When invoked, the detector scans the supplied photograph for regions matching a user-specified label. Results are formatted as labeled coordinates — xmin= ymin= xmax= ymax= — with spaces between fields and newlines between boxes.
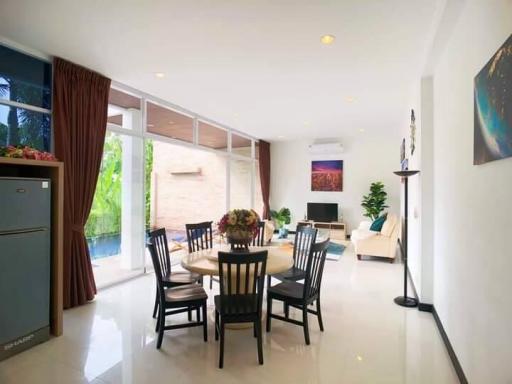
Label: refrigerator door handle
xmin=0 ymin=227 xmax=48 ymax=236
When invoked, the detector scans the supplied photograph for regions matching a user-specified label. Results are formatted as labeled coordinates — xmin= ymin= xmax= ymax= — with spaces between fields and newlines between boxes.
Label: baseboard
xmin=432 ymin=306 xmax=468 ymax=384
xmin=418 ymin=302 xmax=433 ymax=312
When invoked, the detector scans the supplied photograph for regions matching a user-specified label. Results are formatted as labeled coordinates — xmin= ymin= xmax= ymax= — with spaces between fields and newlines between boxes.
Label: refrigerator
xmin=0 ymin=177 xmax=51 ymax=361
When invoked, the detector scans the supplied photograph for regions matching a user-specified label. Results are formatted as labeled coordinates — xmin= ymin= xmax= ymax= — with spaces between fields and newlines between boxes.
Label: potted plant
xmin=218 ymin=209 xmax=260 ymax=249
xmin=361 ymin=182 xmax=389 ymax=220
xmin=270 ymin=207 xmax=291 ymax=239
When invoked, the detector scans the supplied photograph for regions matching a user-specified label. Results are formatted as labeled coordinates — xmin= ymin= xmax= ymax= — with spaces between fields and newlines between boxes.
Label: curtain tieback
xmin=71 ymin=224 xmax=84 ymax=234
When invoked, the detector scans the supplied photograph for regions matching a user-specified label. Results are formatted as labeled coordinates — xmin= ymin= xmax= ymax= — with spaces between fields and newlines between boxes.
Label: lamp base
xmin=394 ymin=296 xmax=418 ymax=308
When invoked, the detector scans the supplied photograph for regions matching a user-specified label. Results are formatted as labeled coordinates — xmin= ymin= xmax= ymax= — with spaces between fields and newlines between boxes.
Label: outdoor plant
xmin=270 ymin=207 xmax=291 ymax=229
xmin=361 ymin=182 xmax=388 ymax=220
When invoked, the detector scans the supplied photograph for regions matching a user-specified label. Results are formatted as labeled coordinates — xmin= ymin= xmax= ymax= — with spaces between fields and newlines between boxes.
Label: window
xmin=0 ymin=105 xmax=51 ymax=151
xmin=146 ymin=102 xmax=194 ymax=143
xmin=231 ymin=133 xmax=252 ymax=157
xmin=0 ymin=44 xmax=52 ymax=151
xmin=198 ymin=120 xmax=228 ymax=151
xmin=107 ymin=88 xmax=141 ymax=130
xmin=230 ymin=158 xmax=253 ymax=210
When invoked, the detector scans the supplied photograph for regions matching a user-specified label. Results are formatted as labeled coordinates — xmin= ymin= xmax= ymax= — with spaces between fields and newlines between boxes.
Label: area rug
xmin=326 ymin=242 xmax=345 ymax=261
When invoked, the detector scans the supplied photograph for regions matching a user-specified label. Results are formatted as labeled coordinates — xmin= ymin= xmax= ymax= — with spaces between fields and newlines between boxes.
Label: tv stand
xmin=298 ymin=220 xmax=346 ymax=241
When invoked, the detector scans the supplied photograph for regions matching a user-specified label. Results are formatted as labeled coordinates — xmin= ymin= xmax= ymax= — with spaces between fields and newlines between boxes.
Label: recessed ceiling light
xmin=359 ymin=128 xmax=365 ymax=133
xmin=154 ymin=72 xmax=165 ymax=78
xmin=320 ymin=34 xmax=335 ymax=45
xmin=357 ymin=355 xmax=363 ymax=362
xmin=147 ymin=124 xmax=154 ymax=128
xmin=277 ymin=135 xmax=285 ymax=139
xmin=168 ymin=120 xmax=175 ymax=125
xmin=345 ymin=96 xmax=356 ymax=103
xmin=304 ymin=121 xmax=310 ymax=126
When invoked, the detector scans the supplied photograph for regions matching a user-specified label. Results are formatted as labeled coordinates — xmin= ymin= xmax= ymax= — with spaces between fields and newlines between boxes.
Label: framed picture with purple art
xmin=311 ymin=160 xmax=343 ymax=192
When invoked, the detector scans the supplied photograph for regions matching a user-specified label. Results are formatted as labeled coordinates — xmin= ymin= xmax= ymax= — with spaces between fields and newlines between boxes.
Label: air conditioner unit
xmin=308 ymin=142 xmax=344 ymax=155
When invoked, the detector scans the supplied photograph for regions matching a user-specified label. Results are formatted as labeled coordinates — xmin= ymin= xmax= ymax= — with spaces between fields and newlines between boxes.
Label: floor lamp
xmin=393 ymin=170 xmax=420 ymax=308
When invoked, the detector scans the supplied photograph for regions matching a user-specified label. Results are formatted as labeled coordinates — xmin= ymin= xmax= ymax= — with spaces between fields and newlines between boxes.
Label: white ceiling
xmin=0 ymin=0 xmax=442 ymax=141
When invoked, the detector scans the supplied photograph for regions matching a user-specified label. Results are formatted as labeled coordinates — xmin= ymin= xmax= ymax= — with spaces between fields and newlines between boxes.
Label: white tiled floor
xmin=0 ymin=243 xmax=458 ymax=383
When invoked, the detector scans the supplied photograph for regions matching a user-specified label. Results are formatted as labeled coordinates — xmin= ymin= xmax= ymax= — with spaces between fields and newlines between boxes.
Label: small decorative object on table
xmin=270 ymin=207 xmax=291 ymax=239
xmin=218 ymin=209 xmax=260 ymax=251
xmin=0 ymin=145 xmax=57 ymax=161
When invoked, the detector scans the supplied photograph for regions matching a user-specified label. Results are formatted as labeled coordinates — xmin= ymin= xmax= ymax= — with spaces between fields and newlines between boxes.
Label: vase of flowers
xmin=218 ymin=209 xmax=260 ymax=250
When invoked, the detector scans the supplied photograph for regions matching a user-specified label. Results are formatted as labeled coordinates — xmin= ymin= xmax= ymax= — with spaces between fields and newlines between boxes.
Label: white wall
xmin=430 ymin=1 xmax=512 ymax=382
xmin=270 ymin=133 xmax=400 ymax=233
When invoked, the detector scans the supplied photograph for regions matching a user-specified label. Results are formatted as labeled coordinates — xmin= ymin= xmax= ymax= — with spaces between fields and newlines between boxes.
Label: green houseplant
xmin=270 ymin=207 xmax=291 ymax=238
xmin=361 ymin=182 xmax=389 ymax=220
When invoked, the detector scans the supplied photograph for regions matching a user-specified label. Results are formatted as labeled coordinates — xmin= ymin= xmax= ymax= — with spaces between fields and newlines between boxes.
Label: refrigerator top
xmin=0 ymin=177 xmax=51 ymax=182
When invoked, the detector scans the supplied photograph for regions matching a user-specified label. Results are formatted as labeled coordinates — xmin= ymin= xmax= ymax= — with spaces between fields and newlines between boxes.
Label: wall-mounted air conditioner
xmin=308 ymin=142 xmax=344 ymax=155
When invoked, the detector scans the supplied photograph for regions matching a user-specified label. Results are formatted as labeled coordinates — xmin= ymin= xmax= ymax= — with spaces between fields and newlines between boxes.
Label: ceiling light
xmin=168 ymin=120 xmax=175 ymax=125
xmin=320 ymin=34 xmax=335 ymax=45
xmin=345 ymin=96 xmax=356 ymax=103
xmin=154 ymin=72 xmax=165 ymax=78
xmin=304 ymin=121 xmax=310 ymax=126
xmin=359 ymin=128 xmax=365 ymax=133
xmin=357 ymin=355 xmax=363 ymax=362
xmin=277 ymin=135 xmax=285 ymax=139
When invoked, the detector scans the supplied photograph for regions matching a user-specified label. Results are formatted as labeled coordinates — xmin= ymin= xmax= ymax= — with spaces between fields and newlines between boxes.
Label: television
xmin=307 ymin=203 xmax=338 ymax=222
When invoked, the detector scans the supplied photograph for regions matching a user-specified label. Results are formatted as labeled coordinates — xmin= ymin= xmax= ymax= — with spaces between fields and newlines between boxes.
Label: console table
xmin=297 ymin=221 xmax=346 ymax=241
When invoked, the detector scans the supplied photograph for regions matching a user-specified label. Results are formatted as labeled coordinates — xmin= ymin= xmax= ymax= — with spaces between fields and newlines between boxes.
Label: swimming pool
xmin=87 ymin=230 xmax=187 ymax=260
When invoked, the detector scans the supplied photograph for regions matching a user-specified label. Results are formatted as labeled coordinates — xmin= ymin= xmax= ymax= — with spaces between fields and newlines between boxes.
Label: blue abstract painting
xmin=474 ymin=34 xmax=512 ymax=165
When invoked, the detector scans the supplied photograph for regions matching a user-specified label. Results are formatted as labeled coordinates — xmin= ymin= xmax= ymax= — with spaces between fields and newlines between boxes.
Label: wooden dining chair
xmin=266 ymin=238 xmax=330 ymax=345
xmin=185 ymin=221 xmax=215 ymax=288
xmin=147 ymin=238 xmax=208 ymax=349
xmin=215 ymin=250 xmax=268 ymax=368
xmin=148 ymin=228 xmax=202 ymax=322
xmin=251 ymin=221 xmax=266 ymax=247
xmin=267 ymin=225 xmax=318 ymax=287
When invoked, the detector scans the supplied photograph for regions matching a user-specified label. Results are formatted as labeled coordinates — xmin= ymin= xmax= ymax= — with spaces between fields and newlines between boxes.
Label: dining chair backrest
xmin=293 ymin=226 xmax=318 ymax=271
xmin=296 ymin=222 xmax=313 ymax=230
xmin=186 ymin=221 xmax=213 ymax=253
xmin=147 ymin=236 xmax=167 ymax=301
xmin=252 ymin=221 xmax=266 ymax=247
xmin=218 ymin=250 xmax=268 ymax=309
xmin=303 ymin=238 xmax=330 ymax=301
xmin=148 ymin=228 xmax=172 ymax=278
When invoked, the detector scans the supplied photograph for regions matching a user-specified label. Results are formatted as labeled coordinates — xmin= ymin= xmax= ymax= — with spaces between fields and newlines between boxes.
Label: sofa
xmin=351 ymin=213 xmax=399 ymax=262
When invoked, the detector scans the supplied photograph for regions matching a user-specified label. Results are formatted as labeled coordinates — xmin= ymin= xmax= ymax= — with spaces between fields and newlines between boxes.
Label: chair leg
xmin=266 ymin=297 xmax=272 ymax=332
xmin=284 ymin=303 xmax=289 ymax=318
xmin=219 ymin=320 xmax=225 ymax=369
xmin=316 ymin=298 xmax=324 ymax=332
xmin=303 ymin=307 xmax=310 ymax=345
xmin=156 ymin=307 xmax=165 ymax=349
xmin=266 ymin=274 xmax=271 ymax=289
xmin=256 ymin=320 xmax=263 ymax=365
xmin=357 ymin=254 xmax=362 ymax=260
xmin=210 ymin=275 xmax=213 ymax=290
xmin=188 ymin=309 xmax=192 ymax=321
xmin=215 ymin=310 xmax=219 ymax=341
xmin=152 ymin=288 xmax=158 ymax=318
xmin=202 ymin=302 xmax=208 ymax=342
xmin=196 ymin=306 xmax=200 ymax=322
xmin=155 ymin=305 xmax=160 ymax=333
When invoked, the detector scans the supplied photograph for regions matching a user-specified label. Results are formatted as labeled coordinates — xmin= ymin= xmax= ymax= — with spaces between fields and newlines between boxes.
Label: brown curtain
xmin=258 ymin=140 xmax=271 ymax=219
xmin=53 ymin=58 xmax=111 ymax=308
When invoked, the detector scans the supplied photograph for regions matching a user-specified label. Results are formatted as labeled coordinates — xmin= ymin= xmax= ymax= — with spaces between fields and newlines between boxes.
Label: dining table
xmin=181 ymin=243 xmax=294 ymax=329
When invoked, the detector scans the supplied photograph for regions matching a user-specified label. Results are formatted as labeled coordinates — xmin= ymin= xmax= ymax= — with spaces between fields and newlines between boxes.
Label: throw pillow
xmin=370 ymin=214 xmax=387 ymax=232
